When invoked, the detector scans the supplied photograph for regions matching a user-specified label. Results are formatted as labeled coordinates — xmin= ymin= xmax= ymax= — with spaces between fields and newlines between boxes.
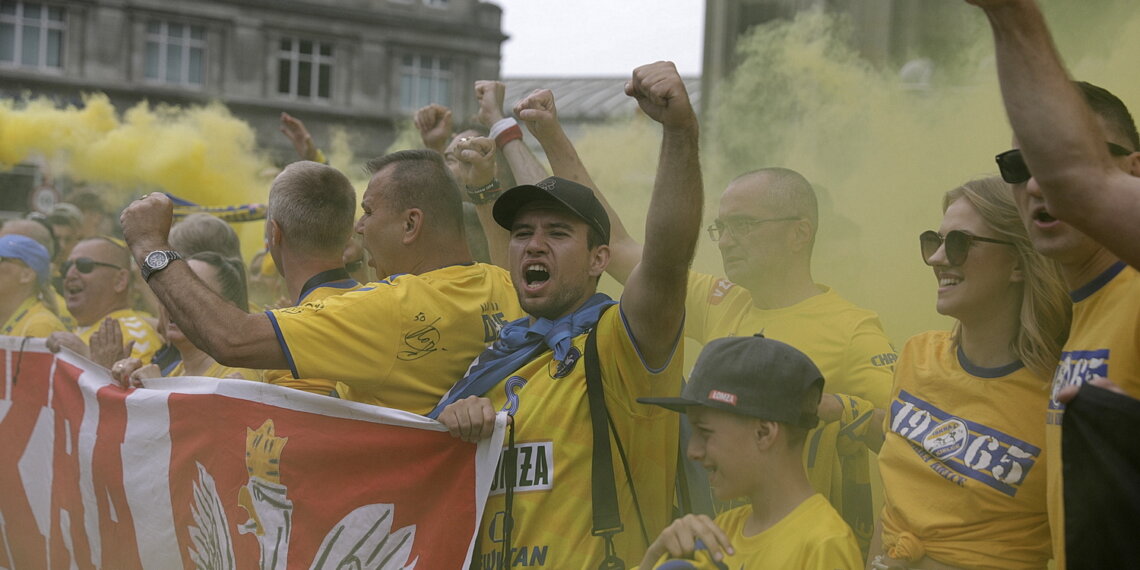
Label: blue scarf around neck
xmin=426 ymin=293 xmax=616 ymax=419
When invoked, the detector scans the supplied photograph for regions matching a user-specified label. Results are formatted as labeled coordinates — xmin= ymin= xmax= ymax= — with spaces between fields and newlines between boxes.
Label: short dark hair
xmin=188 ymin=251 xmax=249 ymax=312
xmin=1076 ymin=81 xmax=1140 ymax=151
xmin=267 ymin=161 xmax=357 ymax=257
xmin=364 ymin=149 xmax=465 ymax=236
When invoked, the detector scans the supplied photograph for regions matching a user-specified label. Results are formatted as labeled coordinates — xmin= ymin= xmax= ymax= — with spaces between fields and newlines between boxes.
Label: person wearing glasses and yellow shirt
xmin=52 ymin=237 xmax=162 ymax=365
xmin=0 ymin=234 xmax=67 ymax=338
xmin=870 ymin=176 xmax=1071 ymax=570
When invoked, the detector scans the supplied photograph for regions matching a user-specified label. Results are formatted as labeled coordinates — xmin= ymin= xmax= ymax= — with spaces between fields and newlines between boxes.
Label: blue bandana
xmin=427 ymin=293 xmax=616 ymax=419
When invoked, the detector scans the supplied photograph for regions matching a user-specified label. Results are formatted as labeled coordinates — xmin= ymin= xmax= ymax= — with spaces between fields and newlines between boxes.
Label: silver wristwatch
xmin=141 ymin=250 xmax=183 ymax=281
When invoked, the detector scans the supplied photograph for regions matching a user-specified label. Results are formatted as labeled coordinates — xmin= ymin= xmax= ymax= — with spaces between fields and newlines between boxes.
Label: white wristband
xmin=489 ymin=117 xmax=518 ymax=140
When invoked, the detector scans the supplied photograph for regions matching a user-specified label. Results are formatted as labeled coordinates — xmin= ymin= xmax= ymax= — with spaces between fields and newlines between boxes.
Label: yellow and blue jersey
xmin=262 ymin=270 xmax=361 ymax=396
xmin=267 ymin=263 xmax=522 ymax=415
xmin=1046 ymin=261 xmax=1140 ymax=569
xmin=879 ymin=330 xmax=1050 ymax=569
xmin=474 ymin=304 xmax=682 ymax=568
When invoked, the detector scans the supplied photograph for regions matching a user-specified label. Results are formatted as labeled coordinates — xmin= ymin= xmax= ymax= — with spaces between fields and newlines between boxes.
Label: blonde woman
xmin=870 ymin=176 xmax=1070 ymax=569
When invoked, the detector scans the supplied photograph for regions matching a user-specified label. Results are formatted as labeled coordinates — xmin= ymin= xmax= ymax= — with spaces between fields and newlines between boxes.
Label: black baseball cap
xmin=639 ymin=334 xmax=824 ymax=428
xmin=492 ymin=176 xmax=611 ymax=244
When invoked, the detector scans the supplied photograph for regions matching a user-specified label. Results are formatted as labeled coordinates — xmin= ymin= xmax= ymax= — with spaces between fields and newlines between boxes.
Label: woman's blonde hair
xmin=943 ymin=176 xmax=1071 ymax=379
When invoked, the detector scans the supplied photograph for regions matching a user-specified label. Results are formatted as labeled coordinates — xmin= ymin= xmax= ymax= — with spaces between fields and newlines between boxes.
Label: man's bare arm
xmin=620 ymin=62 xmax=703 ymax=368
xmin=971 ymin=0 xmax=1140 ymax=267
xmin=514 ymin=89 xmax=644 ymax=284
xmin=120 ymin=194 xmax=287 ymax=369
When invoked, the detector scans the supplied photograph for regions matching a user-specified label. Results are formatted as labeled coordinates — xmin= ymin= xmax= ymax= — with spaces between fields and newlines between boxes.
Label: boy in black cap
xmin=637 ymin=334 xmax=861 ymax=569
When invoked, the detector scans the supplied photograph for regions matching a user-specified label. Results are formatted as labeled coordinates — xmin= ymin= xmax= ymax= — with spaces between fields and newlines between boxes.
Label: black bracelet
xmin=466 ymin=179 xmax=502 ymax=205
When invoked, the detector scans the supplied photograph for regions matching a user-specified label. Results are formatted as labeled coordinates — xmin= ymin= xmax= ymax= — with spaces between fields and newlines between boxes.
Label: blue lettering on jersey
xmin=1049 ymin=349 xmax=1109 ymax=413
xmin=501 ymin=376 xmax=527 ymax=416
xmin=889 ymin=390 xmax=1041 ymax=497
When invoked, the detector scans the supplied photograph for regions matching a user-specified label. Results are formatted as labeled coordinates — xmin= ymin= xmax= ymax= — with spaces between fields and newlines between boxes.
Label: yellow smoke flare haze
xmin=576 ymin=3 xmax=1140 ymax=348
xmin=0 ymin=94 xmax=271 ymax=204
xmin=0 ymin=93 xmax=277 ymax=258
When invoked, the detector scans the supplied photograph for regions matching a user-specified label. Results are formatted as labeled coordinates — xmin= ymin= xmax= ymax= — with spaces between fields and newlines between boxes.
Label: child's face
xmin=686 ymin=407 xmax=764 ymax=501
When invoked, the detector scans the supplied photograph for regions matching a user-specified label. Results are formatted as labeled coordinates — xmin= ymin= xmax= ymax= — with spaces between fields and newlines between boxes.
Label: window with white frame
xmin=144 ymin=21 xmax=206 ymax=86
xmin=0 ymin=1 xmax=65 ymax=70
xmin=277 ymin=37 xmax=332 ymax=100
xmin=399 ymin=54 xmax=451 ymax=111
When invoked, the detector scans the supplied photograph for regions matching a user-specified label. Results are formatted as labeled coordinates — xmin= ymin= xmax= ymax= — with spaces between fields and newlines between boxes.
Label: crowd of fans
xmin=1 ymin=0 xmax=1137 ymax=568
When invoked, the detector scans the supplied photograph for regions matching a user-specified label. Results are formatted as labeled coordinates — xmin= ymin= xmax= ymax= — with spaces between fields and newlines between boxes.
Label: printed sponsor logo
xmin=707 ymin=279 xmax=735 ymax=306
xmin=890 ymin=390 xmax=1040 ymax=497
xmin=871 ymin=352 xmax=898 ymax=367
xmin=489 ymin=441 xmax=553 ymax=496
xmin=707 ymin=390 xmax=738 ymax=406
xmin=1049 ymin=349 xmax=1109 ymax=413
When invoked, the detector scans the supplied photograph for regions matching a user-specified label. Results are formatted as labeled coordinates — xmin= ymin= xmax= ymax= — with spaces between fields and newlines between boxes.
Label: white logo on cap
xmin=536 ymin=179 xmax=557 ymax=191
xmin=707 ymin=390 xmax=738 ymax=406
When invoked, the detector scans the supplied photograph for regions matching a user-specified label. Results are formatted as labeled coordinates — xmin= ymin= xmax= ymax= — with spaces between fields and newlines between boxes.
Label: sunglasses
xmin=995 ymin=142 xmax=1133 ymax=184
xmin=919 ymin=230 xmax=1015 ymax=266
xmin=61 ymin=257 xmax=123 ymax=274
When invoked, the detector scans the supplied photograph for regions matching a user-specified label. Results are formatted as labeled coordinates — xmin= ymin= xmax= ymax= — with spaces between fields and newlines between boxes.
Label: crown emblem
xmin=536 ymin=178 xmax=557 ymax=191
xmin=245 ymin=419 xmax=288 ymax=483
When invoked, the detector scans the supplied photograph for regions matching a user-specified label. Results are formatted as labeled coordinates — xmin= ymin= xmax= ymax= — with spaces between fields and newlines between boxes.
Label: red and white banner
xmin=0 ymin=337 xmax=505 ymax=569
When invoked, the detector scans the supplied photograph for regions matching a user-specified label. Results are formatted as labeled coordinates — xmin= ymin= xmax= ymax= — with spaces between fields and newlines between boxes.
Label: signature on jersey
xmin=398 ymin=316 xmax=444 ymax=360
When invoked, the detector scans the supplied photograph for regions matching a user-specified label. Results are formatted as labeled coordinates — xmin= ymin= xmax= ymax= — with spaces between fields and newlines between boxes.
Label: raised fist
xmin=474 ymin=80 xmax=507 ymax=127
xmin=450 ymin=136 xmax=497 ymax=188
xmin=513 ymin=89 xmax=559 ymax=140
xmin=414 ymin=104 xmax=454 ymax=153
xmin=625 ymin=61 xmax=697 ymax=130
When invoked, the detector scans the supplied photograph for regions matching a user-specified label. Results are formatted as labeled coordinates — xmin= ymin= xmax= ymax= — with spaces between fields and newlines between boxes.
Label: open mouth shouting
xmin=524 ymin=263 xmax=550 ymax=290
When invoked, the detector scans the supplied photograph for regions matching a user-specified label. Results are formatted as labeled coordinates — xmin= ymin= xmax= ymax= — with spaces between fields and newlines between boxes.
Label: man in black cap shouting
xmin=434 ymin=61 xmax=702 ymax=568
xmin=637 ymin=335 xmax=861 ymax=569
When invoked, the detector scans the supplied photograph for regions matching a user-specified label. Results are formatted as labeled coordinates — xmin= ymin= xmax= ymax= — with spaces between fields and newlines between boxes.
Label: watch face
xmin=145 ymin=251 xmax=170 ymax=270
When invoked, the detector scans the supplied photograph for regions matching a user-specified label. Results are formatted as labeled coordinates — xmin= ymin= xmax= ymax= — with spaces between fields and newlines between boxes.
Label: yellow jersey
xmin=262 ymin=270 xmax=360 ymax=396
xmin=2 ymin=297 xmax=67 ymax=337
xmin=267 ymin=263 xmax=522 ymax=415
xmin=76 ymin=308 xmax=162 ymax=364
xmin=474 ymin=305 xmax=682 ymax=569
xmin=168 ymin=359 xmax=262 ymax=381
xmin=1046 ymin=261 xmax=1140 ymax=569
xmin=685 ymin=271 xmax=896 ymax=407
xmin=879 ymin=331 xmax=1050 ymax=569
xmin=647 ymin=494 xmax=861 ymax=569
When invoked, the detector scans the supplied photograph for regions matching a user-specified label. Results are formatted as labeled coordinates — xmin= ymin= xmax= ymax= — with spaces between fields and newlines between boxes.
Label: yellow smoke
xmin=575 ymin=3 xmax=1140 ymax=349
xmin=0 ymin=93 xmax=273 ymax=258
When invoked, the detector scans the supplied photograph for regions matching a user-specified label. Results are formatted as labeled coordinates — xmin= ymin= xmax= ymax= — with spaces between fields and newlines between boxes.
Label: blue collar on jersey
xmin=426 ymin=293 xmax=616 ymax=419
xmin=297 ymin=267 xmax=357 ymax=304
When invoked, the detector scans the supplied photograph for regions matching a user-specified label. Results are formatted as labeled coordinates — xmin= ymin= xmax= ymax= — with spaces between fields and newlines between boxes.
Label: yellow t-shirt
xmin=879 ymin=330 xmax=1050 ymax=569
xmin=76 ymin=308 xmax=162 ymax=364
xmin=1046 ymin=261 xmax=1140 ymax=569
xmin=648 ymin=494 xmax=862 ymax=569
xmin=168 ymin=359 xmax=262 ymax=381
xmin=262 ymin=273 xmax=361 ymax=396
xmin=474 ymin=305 xmax=682 ymax=569
xmin=2 ymin=297 xmax=67 ymax=337
xmin=685 ymin=271 xmax=896 ymax=407
xmin=267 ymin=263 xmax=522 ymax=415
